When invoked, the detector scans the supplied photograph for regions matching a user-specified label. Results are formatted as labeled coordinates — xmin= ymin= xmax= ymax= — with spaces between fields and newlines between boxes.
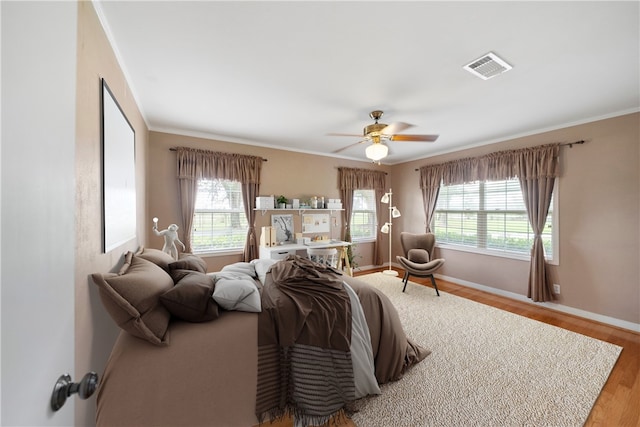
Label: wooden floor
xmin=258 ymin=268 xmax=640 ymax=427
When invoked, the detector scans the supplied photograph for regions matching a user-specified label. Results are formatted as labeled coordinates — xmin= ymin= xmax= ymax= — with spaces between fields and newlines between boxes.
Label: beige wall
xmin=147 ymin=131 xmax=392 ymax=271
xmin=391 ymin=113 xmax=639 ymax=325
xmin=75 ymin=3 xmax=149 ymax=425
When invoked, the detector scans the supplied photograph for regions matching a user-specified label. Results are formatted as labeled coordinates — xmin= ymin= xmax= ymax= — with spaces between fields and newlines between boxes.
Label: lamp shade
xmin=392 ymin=207 xmax=401 ymax=218
xmin=381 ymin=193 xmax=390 ymax=204
xmin=381 ymin=223 xmax=390 ymax=234
xmin=365 ymin=143 xmax=388 ymax=161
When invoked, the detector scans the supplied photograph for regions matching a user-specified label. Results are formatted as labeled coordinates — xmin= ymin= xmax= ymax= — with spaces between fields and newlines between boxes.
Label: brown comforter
xmin=345 ymin=274 xmax=430 ymax=384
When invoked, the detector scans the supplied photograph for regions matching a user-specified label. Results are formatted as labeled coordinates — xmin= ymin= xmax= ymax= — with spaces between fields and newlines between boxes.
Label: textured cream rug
xmin=351 ymin=273 xmax=622 ymax=427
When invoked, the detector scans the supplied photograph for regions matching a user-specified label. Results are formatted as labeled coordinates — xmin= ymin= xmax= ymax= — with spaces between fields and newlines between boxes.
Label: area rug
xmin=351 ymin=273 xmax=622 ymax=427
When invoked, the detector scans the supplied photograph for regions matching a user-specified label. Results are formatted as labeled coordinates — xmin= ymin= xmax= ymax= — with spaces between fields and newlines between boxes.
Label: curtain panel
xmin=419 ymin=164 xmax=442 ymax=233
xmin=175 ymin=147 xmax=263 ymax=260
xmin=517 ymin=144 xmax=560 ymax=302
xmin=338 ymin=167 xmax=387 ymax=266
xmin=418 ymin=143 xmax=560 ymax=302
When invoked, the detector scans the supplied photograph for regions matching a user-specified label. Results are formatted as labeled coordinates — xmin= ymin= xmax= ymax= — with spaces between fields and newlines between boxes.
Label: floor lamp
xmin=381 ymin=188 xmax=401 ymax=276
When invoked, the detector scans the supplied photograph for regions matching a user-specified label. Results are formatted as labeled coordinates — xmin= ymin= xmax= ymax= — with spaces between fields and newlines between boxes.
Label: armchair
xmin=396 ymin=232 xmax=445 ymax=295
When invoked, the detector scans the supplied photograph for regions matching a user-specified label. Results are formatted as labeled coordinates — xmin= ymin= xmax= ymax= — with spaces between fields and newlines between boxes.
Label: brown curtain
xmin=177 ymin=177 xmax=198 ymax=252
xmin=241 ymin=182 xmax=259 ymax=261
xmin=517 ymin=144 xmax=560 ymax=302
xmin=338 ymin=167 xmax=387 ymax=266
xmin=419 ymin=164 xmax=442 ymax=233
xmin=417 ymin=142 xmax=560 ymax=301
xmin=176 ymin=147 xmax=263 ymax=260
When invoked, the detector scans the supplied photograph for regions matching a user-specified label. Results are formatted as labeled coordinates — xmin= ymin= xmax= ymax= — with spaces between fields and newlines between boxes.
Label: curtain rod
xmin=561 ymin=139 xmax=585 ymax=148
xmin=169 ymin=147 xmax=267 ymax=161
xmin=413 ymin=140 xmax=585 ymax=171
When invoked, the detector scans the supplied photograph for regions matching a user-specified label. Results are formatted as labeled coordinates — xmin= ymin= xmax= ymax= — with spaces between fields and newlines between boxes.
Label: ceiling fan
xmin=329 ymin=110 xmax=439 ymax=161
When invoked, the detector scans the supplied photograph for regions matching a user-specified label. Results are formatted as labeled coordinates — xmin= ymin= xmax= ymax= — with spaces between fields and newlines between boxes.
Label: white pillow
xmin=212 ymin=277 xmax=261 ymax=312
xmin=250 ymin=258 xmax=277 ymax=284
xmin=221 ymin=262 xmax=256 ymax=278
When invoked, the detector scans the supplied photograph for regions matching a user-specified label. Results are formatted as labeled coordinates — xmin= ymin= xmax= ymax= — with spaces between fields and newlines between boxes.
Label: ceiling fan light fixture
xmin=365 ymin=143 xmax=388 ymax=161
xmin=330 ymin=110 xmax=439 ymax=159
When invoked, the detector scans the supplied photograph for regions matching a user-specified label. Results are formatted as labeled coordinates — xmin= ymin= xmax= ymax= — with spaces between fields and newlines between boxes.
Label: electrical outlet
xmin=553 ymin=284 xmax=561 ymax=295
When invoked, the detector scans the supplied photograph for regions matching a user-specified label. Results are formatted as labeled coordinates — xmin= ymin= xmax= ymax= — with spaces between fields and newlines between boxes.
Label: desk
xmin=259 ymin=241 xmax=352 ymax=275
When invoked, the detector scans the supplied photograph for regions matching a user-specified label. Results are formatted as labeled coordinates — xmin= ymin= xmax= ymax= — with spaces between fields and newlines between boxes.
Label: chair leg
xmin=402 ymin=272 xmax=409 ymax=293
xmin=430 ymin=275 xmax=440 ymax=296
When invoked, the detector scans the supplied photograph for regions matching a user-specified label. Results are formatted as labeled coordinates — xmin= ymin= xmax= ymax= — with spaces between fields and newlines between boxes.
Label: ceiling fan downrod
xmin=369 ymin=110 xmax=384 ymax=122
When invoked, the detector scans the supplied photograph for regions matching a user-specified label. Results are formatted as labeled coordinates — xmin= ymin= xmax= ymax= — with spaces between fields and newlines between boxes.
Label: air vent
xmin=464 ymin=52 xmax=512 ymax=80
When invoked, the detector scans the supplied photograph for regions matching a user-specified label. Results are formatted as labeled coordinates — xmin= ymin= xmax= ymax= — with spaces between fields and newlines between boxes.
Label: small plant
xmin=346 ymin=243 xmax=360 ymax=270
xmin=276 ymin=195 xmax=288 ymax=205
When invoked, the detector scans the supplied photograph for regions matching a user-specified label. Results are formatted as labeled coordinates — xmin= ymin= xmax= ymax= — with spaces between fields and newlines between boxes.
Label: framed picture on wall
xmin=101 ymin=78 xmax=136 ymax=253
xmin=271 ymin=214 xmax=294 ymax=243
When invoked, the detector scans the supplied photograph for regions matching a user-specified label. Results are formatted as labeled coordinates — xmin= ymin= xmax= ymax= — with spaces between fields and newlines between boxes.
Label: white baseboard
xmin=435 ymin=273 xmax=640 ymax=333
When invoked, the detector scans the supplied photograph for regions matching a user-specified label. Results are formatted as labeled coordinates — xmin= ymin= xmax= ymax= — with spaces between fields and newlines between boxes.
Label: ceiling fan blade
xmin=390 ymin=134 xmax=439 ymax=142
xmin=381 ymin=121 xmax=414 ymax=135
xmin=332 ymin=140 xmax=366 ymax=154
xmin=327 ymin=132 xmax=363 ymax=137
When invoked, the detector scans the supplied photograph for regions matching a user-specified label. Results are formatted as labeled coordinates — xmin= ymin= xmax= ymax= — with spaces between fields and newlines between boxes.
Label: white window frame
xmin=191 ymin=179 xmax=248 ymax=255
xmin=350 ymin=189 xmax=377 ymax=243
xmin=433 ymin=178 xmax=559 ymax=265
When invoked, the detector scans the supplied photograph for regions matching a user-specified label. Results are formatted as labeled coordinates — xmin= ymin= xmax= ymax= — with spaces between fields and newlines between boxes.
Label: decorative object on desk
xmin=380 ymin=188 xmax=401 ymax=276
xmin=152 ymin=217 xmax=186 ymax=260
xmin=260 ymin=226 xmax=277 ymax=247
xmin=276 ymin=195 xmax=288 ymax=209
xmin=271 ymin=214 xmax=294 ymax=243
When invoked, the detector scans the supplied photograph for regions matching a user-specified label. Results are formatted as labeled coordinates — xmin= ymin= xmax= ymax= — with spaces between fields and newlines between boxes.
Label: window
xmin=350 ymin=189 xmax=377 ymax=241
xmin=433 ymin=178 xmax=556 ymax=260
xmin=191 ymin=179 xmax=248 ymax=252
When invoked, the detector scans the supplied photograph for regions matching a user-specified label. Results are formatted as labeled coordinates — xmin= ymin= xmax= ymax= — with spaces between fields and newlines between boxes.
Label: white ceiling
xmin=94 ymin=1 xmax=639 ymax=165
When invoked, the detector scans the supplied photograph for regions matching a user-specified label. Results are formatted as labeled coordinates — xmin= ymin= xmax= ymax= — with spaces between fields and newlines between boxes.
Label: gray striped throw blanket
xmin=255 ymin=255 xmax=354 ymax=425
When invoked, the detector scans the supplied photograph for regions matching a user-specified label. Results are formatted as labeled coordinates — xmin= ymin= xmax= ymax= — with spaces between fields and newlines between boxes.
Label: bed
xmin=92 ymin=249 xmax=429 ymax=427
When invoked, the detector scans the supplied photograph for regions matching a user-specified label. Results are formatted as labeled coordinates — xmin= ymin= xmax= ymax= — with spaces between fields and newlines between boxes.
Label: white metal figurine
xmin=152 ymin=217 xmax=185 ymax=260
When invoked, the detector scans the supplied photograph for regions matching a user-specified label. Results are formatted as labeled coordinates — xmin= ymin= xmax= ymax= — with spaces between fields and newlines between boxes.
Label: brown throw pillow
xmin=408 ymin=248 xmax=430 ymax=264
xmin=160 ymin=271 xmax=219 ymax=322
xmin=91 ymin=254 xmax=173 ymax=345
xmin=135 ymin=247 xmax=176 ymax=272
xmin=168 ymin=253 xmax=207 ymax=274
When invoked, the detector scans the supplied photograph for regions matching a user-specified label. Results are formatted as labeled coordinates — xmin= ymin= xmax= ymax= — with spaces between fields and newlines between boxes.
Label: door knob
xmin=51 ymin=372 xmax=99 ymax=411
